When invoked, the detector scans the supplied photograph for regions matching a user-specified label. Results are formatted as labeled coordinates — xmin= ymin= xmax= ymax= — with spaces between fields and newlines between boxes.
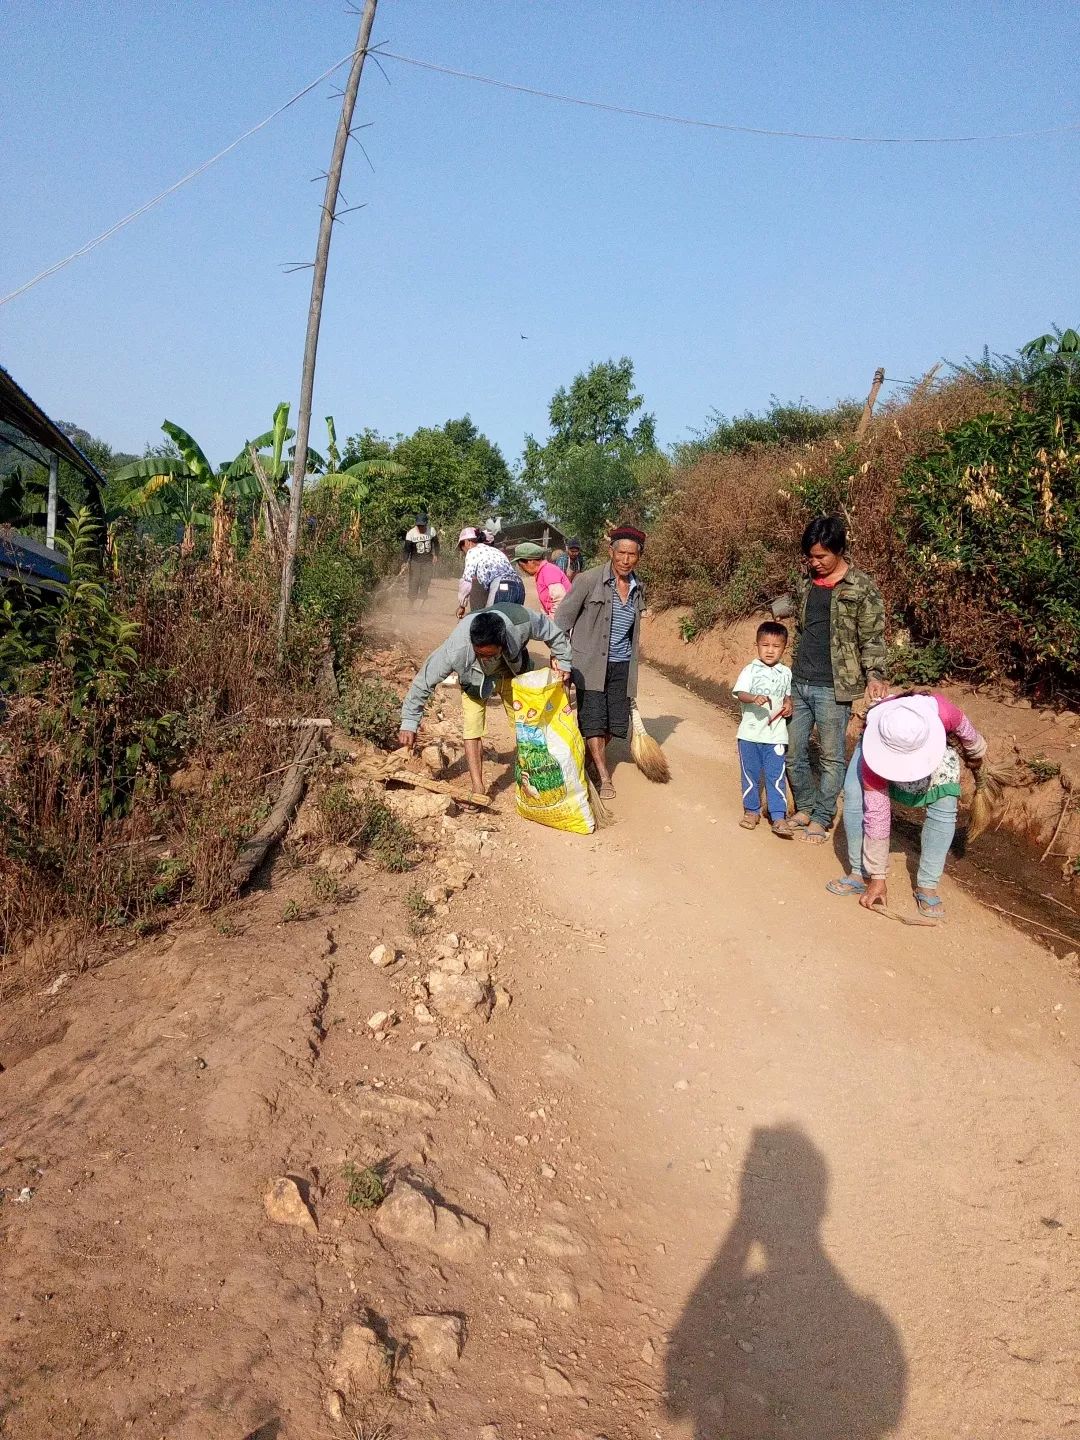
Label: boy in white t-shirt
xmin=733 ymin=621 xmax=794 ymax=837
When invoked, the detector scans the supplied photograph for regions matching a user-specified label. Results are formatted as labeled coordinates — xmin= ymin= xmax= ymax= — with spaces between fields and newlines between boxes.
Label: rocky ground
xmin=1 ymin=579 xmax=1078 ymax=1440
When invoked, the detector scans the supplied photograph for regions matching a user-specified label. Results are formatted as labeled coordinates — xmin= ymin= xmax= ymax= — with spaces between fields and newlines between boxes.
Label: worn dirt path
xmin=0 ymin=577 xmax=1076 ymax=1440
xmin=385 ymin=580 xmax=1080 ymax=1438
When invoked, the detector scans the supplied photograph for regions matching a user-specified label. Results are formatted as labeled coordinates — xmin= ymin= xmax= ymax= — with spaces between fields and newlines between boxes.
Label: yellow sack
xmin=509 ymin=668 xmax=595 ymax=834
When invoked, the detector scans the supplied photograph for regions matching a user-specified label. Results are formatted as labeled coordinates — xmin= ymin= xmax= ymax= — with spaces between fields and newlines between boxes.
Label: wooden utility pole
xmin=278 ymin=0 xmax=380 ymax=644
xmin=854 ymin=367 xmax=885 ymax=440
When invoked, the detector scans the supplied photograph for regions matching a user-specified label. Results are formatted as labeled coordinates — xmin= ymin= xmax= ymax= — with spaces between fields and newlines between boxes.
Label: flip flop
xmin=799 ymin=824 xmax=829 ymax=846
xmin=740 ymin=812 xmax=760 ymax=830
xmin=599 ymin=782 xmax=616 ymax=800
xmin=790 ymin=812 xmax=811 ymax=829
xmin=914 ymin=889 xmax=945 ymax=920
xmin=826 ymin=875 xmax=867 ymax=896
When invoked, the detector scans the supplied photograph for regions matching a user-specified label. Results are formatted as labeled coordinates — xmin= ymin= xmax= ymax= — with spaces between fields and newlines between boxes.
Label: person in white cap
xmin=456 ymin=527 xmax=523 ymax=617
xmin=827 ymin=692 xmax=987 ymax=920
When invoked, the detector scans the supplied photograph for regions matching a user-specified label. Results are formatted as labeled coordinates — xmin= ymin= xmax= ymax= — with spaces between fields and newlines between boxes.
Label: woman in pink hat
xmin=828 ymin=693 xmax=987 ymax=920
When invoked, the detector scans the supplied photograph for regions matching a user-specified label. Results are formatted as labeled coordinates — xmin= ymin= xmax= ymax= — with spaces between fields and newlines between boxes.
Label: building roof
xmin=0 ymin=364 xmax=106 ymax=519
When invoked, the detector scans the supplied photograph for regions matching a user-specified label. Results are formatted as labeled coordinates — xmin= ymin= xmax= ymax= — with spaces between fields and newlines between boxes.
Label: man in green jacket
xmin=779 ymin=516 xmax=888 ymax=844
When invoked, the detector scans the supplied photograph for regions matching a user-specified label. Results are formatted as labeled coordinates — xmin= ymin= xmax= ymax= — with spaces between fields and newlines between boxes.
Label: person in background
xmin=733 ymin=621 xmax=794 ymax=837
xmin=561 ymin=538 xmax=584 ymax=579
xmin=456 ymin=527 xmax=525 ymax=617
xmin=549 ymin=546 xmax=567 ymax=572
xmin=554 ymin=525 xmax=647 ymax=800
xmin=513 ymin=542 xmax=569 ymax=617
xmin=827 ymin=692 xmax=986 ymax=921
xmin=399 ymin=604 xmax=572 ymax=795
xmin=779 ymin=516 xmax=887 ymax=846
xmin=400 ymin=512 xmax=439 ymax=608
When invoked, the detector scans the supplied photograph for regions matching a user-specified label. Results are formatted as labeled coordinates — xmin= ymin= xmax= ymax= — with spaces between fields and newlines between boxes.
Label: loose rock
xmin=264 ymin=1176 xmax=317 ymax=1233
xmin=422 ymin=1037 xmax=497 ymax=1102
xmin=317 ymin=844 xmax=358 ymax=875
xmin=403 ymin=1312 xmax=466 ymax=1371
xmin=541 ymin=1363 xmax=575 ymax=1398
xmin=331 ymin=1320 xmax=393 ymax=1397
xmin=375 ymin=1175 xmax=489 ymax=1260
xmin=425 ymin=969 xmax=492 ymax=1020
xmin=369 ymin=943 xmax=398 ymax=968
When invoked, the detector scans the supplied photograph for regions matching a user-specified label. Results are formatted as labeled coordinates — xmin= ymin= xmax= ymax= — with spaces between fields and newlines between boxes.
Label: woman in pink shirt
xmin=827 ymin=692 xmax=987 ymax=920
xmin=513 ymin=543 xmax=569 ymax=616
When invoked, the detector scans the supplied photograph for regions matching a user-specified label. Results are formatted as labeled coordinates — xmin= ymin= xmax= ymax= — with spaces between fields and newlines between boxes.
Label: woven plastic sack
xmin=509 ymin=668 xmax=595 ymax=834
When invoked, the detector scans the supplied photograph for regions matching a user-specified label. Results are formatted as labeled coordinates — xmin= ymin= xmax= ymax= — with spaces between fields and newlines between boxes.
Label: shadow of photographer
xmin=666 ymin=1124 xmax=906 ymax=1438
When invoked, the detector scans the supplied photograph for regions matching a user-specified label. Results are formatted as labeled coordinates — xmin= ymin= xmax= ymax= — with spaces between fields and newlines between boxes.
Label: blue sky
xmin=3 ymin=0 xmax=1078 ymax=467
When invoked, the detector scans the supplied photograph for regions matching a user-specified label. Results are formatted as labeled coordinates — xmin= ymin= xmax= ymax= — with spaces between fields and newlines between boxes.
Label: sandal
xmin=771 ymin=818 xmax=794 ymax=839
xmin=799 ymin=823 xmax=829 ymax=846
xmin=599 ymin=781 xmax=616 ymax=800
xmin=739 ymin=811 xmax=760 ymax=830
xmin=826 ymin=874 xmax=867 ymax=897
xmin=914 ymin=889 xmax=945 ymax=921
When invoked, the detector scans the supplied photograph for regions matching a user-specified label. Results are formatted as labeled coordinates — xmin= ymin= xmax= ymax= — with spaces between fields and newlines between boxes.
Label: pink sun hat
xmin=862 ymin=694 xmax=947 ymax=783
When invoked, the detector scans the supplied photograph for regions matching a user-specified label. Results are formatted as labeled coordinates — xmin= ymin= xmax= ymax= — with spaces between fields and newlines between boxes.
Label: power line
xmin=377 ymin=48 xmax=1080 ymax=146
xmin=0 ymin=48 xmax=363 ymax=308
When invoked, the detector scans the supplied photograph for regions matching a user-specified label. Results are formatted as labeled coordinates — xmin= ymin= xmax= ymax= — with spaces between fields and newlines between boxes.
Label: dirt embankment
xmin=643 ymin=607 xmax=1080 ymax=934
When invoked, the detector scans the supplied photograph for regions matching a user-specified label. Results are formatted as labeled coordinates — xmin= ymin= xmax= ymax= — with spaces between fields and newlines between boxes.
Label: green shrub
xmin=316 ymin=782 xmax=419 ymax=871
xmin=896 ymin=365 xmax=1080 ymax=687
xmin=336 ymin=678 xmax=400 ymax=749
xmin=885 ymin=640 xmax=953 ymax=687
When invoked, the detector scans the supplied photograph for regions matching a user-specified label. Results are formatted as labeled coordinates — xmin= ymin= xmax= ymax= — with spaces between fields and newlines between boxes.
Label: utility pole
xmin=45 ymin=452 xmax=59 ymax=549
xmin=278 ymin=0 xmax=380 ymax=644
xmin=854 ymin=367 xmax=885 ymax=441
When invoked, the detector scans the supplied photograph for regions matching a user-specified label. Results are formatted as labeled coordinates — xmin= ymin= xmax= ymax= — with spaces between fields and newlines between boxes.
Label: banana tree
xmin=113 ymin=421 xmax=257 ymax=566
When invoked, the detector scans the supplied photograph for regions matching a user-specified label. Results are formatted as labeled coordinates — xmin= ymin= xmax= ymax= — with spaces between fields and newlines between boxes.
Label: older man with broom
xmin=554 ymin=525 xmax=668 ymax=798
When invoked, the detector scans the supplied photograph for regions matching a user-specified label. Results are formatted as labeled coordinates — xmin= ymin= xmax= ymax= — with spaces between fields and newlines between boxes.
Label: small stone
xmin=493 ymin=984 xmax=513 ymax=1010
xmin=991 ymin=1005 xmax=1003 ymax=1015
xmin=541 ymin=1364 xmax=575 ymax=1398
xmin=414 ymin=1002 xmax=436 ymax=1025
xmin=640 ymin=1339 xmax=656 ymax=1365
xmin=325 ymin=1389 xmax=345 ymax=1422
xmin=673 ymin=1079 xmax=689 ymax=1091
xmin=514 ymin=1134 xmax=530 ymax=1148
xmin=736 ymin=1338 xmax=755 ymax=1354
xmin=369 ymin=943 xmax=397 ymax=968
xmin=367 ymin=1010 xmax=395 ymax=1033
xmin=264 ymin=1176 xmax=316 ymax=1233
xmin=403 ymin=1312 xmax=466 ymax=1371
xmin=478 ymin=1426 xmax=501 ymax=1440
xmin=423 ymin=1037 xmax=496 ymax=1102
xmin=540 ymin=1163 xmax=557 ymax=1180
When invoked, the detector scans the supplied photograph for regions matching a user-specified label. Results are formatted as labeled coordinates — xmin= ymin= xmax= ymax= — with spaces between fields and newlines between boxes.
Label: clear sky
xmin=3 ymin=0 xmax=1078 ymax=467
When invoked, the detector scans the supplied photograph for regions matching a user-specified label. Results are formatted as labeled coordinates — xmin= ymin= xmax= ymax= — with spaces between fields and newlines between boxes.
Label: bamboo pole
xmin=277 ymin=0 xmax=380 ymax=647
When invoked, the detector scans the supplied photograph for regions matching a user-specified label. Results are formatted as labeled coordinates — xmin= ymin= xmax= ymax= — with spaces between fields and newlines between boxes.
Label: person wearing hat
xmin=556 ymin=538 xmax=584 ymax=580
xmin=399 ymin=604 xmax=572 ymax=795
xmin=554 ymin=525 xmax=647 ymax=799
xmin=456 ymin=527 xmax=524 ymax=617
xmin=828 ymin=692 xmax=987 ymax=920
xmin=513 ymin=543 xmax=569 ymax=617
xmin=400 ymin=512 xmax=439 ymax=608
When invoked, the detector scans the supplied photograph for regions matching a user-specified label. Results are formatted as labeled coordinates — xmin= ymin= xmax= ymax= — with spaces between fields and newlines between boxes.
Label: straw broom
xmin=629 ymin=701 xmax=670 ymax=783
xmin=967 ymin=762 xmax=1011 ymax=842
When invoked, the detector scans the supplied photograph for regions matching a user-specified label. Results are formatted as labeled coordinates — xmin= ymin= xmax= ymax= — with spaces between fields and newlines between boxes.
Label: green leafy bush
xmin=885 ymin=640 xmax=954 ymax=687
xmin=896 ymin=364 xmax=1080 ymax=687
xmin=316 ymin=782 xmax=419 ymax=871
xmin=335 ymin=677 xmax=400 ymax=749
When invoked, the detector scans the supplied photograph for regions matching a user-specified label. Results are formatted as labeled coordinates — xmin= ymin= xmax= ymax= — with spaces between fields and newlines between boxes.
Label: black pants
xmin=576 ymin=661 xmax=631 ymax=739
xmin=407 ymin=562 xmax=433 ymax=600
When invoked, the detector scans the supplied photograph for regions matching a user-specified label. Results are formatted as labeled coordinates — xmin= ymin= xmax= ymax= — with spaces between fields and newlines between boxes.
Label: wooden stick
xmin=230 ymin=729 xmax=323 ymax=889
xmin=983 ymin=902 xmax=1079 ymax=946
xmin=354 ymin=761 xmax=491 ymax=808
xmin=1040 ymin=793 xmax=1073 ymax=863
xmin=263 ymin=717 xmax=332 ymax=728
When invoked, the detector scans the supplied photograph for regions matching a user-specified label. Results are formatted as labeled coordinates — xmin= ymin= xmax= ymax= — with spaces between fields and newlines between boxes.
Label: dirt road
xmin=385 ymin=581 xmax=1080 ymax=1438
xmin=1 ymin=578 xmax=1077 ymax=1439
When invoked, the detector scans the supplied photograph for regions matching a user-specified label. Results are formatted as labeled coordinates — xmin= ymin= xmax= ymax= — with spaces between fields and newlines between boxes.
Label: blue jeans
xmin=787 ymin=682 xmax=852 ymax=828
xmin=738 ymin=739 xmax=788 ymax=821
xmin=843 ymin=741 xmax=958 ymax=889
xmin=488 ymin=576 xmax=525 ymax=606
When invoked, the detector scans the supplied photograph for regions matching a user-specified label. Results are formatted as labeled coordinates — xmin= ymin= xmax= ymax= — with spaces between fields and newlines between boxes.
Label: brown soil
xmin=2 ymin=579 xmax=1078 ymax=1440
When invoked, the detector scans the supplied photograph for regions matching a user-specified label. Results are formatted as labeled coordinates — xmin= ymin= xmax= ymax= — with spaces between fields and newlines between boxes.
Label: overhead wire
xmin=0 ymin=46 xmax=363 ymax=308
xmin=377 ymin=48 xmax=1080 ymax=146
xmin=3 ymin=40 xmax=1078 ymax=309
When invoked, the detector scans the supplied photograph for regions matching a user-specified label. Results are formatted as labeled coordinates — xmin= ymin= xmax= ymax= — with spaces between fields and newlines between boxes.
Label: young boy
xmin=733 ymin=621 xmax=794 ymax=837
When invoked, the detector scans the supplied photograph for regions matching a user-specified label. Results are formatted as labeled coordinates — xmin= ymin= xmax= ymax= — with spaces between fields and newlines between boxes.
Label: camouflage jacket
xmin=792 ymin=566 xmax=887 ymax=702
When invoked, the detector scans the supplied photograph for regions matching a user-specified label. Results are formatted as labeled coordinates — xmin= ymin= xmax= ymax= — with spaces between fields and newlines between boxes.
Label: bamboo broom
xmin=629 ymin=701 xmax=671 ymax=783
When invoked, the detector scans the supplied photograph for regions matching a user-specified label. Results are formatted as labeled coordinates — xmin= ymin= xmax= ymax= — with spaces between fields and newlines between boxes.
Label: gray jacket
xmin=554 ymin=562 xmax=645 ymax=696
xmin=400 ymin=604 xmax=572 ymax=733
